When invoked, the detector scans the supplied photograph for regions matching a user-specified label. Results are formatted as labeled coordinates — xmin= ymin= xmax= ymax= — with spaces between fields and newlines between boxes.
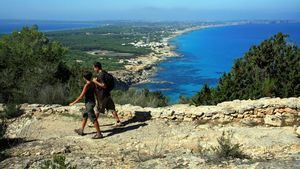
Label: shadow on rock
xmin=0 ymin=138 xmax=37 ymax=150
xmin=103 ymin=123 xmax=148 ymax=137
xmin=85 ymin=111 xmax=151 ymax=137
xmin=121 ymin=111 xmax=152 ymax=126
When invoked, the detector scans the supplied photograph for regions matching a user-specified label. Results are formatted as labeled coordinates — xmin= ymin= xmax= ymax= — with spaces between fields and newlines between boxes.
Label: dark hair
xmin=93 ymin=62 xmax=102 ymax=69
xmin=83 ymin=71 xmax=93 ymax=81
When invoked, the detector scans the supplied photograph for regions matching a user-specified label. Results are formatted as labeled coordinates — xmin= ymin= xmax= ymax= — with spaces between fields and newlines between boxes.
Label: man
xmin=92 ymin=62 xmax=122 ymax=127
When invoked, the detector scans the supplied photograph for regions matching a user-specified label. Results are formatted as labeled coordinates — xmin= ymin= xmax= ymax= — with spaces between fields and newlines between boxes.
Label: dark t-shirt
xmin=85 ymin=83 xmax=96 ymax=103
xmin=95 ymin=71 xmax=110 ymax=99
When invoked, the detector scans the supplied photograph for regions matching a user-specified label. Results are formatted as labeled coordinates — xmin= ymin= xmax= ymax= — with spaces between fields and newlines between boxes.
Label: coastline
xmin=112 ymin=23 xmax=240 ymax=86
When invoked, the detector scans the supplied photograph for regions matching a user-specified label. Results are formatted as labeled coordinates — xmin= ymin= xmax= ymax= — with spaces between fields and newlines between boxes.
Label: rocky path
xmin=1 ymin=108 xmax=300 ymax=169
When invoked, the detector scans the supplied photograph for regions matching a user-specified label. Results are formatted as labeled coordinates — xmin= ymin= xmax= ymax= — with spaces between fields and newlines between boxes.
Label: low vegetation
xmin=191 ymin=33 xmax=300 ymax=105
xmin=211 ymin=131 xmax=248 ymax=160
xmin=199 ymin=131 xmax=248 ymax=162
xmin=46 ymin=25 xmax=158 ymax=55
xmin=1 ymin=104 xmax=23 ymax=119
xmin=112 ymin=88 xmax=169 ymax=108
xmin=64 ymin=50 xmax=123 ymax=71
xmin=41 ymin=155 xmax=76 ymax=169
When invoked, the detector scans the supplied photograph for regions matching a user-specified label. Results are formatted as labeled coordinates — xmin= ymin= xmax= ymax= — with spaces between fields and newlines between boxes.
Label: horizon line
xmin=1 ymin=18 xmax=300 ymax=23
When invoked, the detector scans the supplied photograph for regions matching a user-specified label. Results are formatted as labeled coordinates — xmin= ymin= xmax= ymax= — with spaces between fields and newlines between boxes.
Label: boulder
xmin=241 ymin=118 xmax=259 ymax=127
xmin=264 ymin=115 xmax=283 ymax=127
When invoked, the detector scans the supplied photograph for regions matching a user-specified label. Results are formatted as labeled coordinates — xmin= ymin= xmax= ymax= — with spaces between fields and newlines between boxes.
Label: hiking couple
xmin=69 ymin=62 xmax=121 ymax=139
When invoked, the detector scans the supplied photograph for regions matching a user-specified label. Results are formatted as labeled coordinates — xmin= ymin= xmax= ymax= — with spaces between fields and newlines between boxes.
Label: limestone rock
xmin=241 ymin=118 xmax=259 ymax=127
xmin=264 ymin=115 xmax=283 ymax=127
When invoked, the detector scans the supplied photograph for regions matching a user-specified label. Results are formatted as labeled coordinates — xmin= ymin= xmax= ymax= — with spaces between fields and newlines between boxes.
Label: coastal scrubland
xmin=0 ymin=24 xmax=180 ymax=105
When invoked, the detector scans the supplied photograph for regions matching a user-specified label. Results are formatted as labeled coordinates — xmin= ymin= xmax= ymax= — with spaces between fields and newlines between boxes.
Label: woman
xmin=69 ymin=71 xmax=103 ymax=139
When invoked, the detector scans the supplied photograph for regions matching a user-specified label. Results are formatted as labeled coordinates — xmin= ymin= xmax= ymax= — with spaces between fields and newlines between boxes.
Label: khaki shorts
xmin=94 ymin=96 xmax=116 ymax=114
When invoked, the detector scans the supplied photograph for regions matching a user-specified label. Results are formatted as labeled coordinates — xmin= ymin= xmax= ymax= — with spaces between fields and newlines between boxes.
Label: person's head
xmin=83 ymin=71 xmax=93 ymax=82
xmin=93 ymin=62 xmax=102 ymax=72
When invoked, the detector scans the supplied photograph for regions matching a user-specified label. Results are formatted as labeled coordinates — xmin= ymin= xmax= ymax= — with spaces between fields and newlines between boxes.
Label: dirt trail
xmin=1 ymin=110 xmax=300 ymax=169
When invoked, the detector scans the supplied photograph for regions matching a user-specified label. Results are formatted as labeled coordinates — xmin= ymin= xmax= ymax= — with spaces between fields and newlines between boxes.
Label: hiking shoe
xmin=92 ymin=133 xmax=104 ymax=139
xmin=74 ymin=128 xmax=85 ymax=136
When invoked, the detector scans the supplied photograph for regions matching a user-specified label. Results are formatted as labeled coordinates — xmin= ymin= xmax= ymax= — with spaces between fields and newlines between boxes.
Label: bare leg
xmin=75 ymin=118 xmax=87 ymax=135
xmin=112 ymin=111 xmax=120 ymax=123
xmin=93 ymin=120 xmax=101 ymax=135
xmin=81 ymin=118 xmax=87 ymax=131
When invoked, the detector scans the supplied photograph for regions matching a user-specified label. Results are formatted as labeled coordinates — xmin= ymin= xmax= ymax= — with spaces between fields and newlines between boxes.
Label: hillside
xmin=1 ymin=97 xmax=299 ymax=168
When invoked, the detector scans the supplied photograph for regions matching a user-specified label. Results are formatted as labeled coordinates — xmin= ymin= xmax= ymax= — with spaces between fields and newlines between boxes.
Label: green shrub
xmin=198 ymin=131 xmax=248 ymax=163
xmin=41 ymin=155 xmax=76 ymax=169
xmin=1 ymin=104 xmax=23 ymax=119
xmin=211 ymin=131 xmax=248 ymax=160
xmin=112 ymin=88 xmax=169 ymax=107
xmin=0 ymin=26 xmax=101 ymax=105
xmin=178 ymin=95 xmax=190 ymax=104
xmin=191 ymin=84 xmax=215 ymax=106
xmin=0 ymin=26 xmax=69 ymax=103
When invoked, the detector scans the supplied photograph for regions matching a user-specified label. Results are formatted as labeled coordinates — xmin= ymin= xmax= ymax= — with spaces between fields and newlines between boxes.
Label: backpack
xmin=102 ymin=70 xmax=115 ymax=92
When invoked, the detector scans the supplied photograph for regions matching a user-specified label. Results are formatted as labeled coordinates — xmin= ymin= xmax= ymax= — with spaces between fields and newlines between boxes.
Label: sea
xmin=0 ymin=20 xmax=101 ymax=33
xmin=134 ymin=23 xmax=300 ymax=103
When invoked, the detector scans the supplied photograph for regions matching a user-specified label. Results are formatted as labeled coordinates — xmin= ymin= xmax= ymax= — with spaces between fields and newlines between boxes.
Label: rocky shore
xmin=1 ymin=97 xmax=300 ymax=168
xmin=111 ymin=24 xmax=237 ymax=87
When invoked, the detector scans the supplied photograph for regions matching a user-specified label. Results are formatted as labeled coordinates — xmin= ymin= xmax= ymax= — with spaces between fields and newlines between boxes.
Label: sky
xmin=0 ymin=0 xmax=299 ymax=21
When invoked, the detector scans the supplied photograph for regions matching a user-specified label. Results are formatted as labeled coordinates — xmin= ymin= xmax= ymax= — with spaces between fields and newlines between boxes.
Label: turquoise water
xmin=135 ymin=23 xmax=300 ymax=103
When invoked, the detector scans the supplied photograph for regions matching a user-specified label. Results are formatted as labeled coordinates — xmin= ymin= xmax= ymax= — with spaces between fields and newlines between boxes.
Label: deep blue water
xmin=135 ymin=23 xmax=300 ymax=103
xmin=0 ymin=20 xmax=100 ymax=33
